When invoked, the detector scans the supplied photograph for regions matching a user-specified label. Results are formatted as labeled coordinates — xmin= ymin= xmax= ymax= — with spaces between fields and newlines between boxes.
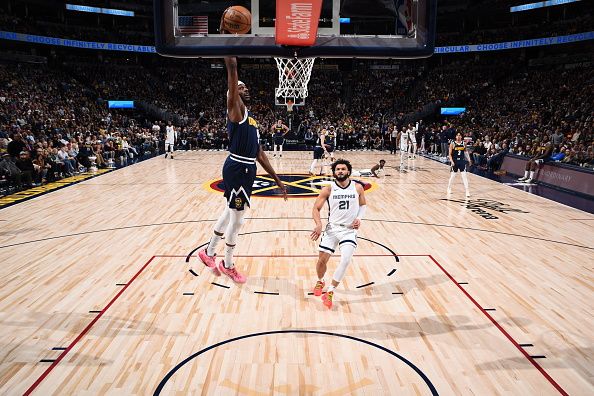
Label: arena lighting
xmin=108 ymin=101 xmax=134 ymax=109
xmin=65 ymin=4 xmax=134 ymax=17
xmin=510 ymin=0 xmax=580 ymax=13
xmin=441 ymin=107 xmax=466 ymax=115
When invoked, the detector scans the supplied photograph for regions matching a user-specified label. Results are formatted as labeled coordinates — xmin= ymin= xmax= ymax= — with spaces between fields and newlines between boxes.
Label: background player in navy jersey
xmin=447 ymin=132 xmax=472 ymax=197
xmin=326 ymin=125 xmax=337 ymax=162
xmin=309 ymin=126 xmax=329 ymax=175
xmin=198 ymin=55 xmax=287 ymax=284
xmin=271 ymin=119 xmax=289 ymax=158
xmin=518 ymin=136 xmax=553 ymax=184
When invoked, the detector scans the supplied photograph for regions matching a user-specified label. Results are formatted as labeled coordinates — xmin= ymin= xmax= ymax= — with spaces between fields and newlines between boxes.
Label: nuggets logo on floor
xmin=206 ymin=174 xmax=374 ymax=198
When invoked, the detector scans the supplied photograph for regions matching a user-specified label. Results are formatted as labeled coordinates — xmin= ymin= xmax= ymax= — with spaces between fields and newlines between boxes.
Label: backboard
xmin=154 ymin=0 xmax=436 ymax=59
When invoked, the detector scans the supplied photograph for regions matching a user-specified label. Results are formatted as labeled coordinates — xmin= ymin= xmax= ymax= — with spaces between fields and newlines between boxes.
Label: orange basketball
xmin=222 ymin=6 xmax=251 ymax=34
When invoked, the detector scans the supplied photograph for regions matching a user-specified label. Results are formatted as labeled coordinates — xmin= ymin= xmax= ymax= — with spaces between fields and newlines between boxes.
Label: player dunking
xmin=198 ymin=56 xmax=287 ymax=283
xmin=271 ymin=119 xmax=289 ymax=158
xmin=310 ymin=159 xmax=367 ymax=309
xmin=447 ymin=132 xmax=472 ymax=197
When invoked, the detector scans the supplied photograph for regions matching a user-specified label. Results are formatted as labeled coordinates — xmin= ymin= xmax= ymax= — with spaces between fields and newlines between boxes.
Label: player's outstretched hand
xmin=310 ymin=225 xmax=322 ymax=240
xmin=219 ymin=12 xmax=227 ymax=33
xmin=277 ymin=180 xmax=288 ymax=201
xmin=351 ymin=218 xmax=361 ymax=230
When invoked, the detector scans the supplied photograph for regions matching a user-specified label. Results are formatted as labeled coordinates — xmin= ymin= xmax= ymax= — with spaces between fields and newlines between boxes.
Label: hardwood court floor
xmin=0 ymin=150 xmax=592 ymax=395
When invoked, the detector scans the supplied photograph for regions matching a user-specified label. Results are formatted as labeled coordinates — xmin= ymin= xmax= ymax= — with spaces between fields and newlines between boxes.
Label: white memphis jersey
xmin=328 ymin=181 xmax=360 ymax=226
xmin=166 ymin=126 xmax=176 ymax=143
xmin=407 ymin=128 xmax=416 ymax=143
xmin=400 ymin=130 xmax=409 ymax=147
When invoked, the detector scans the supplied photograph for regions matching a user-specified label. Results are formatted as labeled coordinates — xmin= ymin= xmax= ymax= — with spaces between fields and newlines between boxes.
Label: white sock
xmin=206 ymin=234 xmax=222 ymax=256
xmin=207 ymin=208 xmax=231 ymax=255
xmin=222 ymin=209 xmax=245 ymax=268
xmin=461 ymin=171 xmax=469 ymax=191
xmin=310 ymin=159 xmax=318 ymax=173
xmin=523 ymin=170 xmax=529 ymax=178
xmin=447 ymin=172 xmax=456 ymax=190
xmin=529 ymin=171 xmax=535 ymax=179
xmin=224 ymin=244 xmax=235 ymax=269
xmin=327 ymin=285 xmax=335 ymax=293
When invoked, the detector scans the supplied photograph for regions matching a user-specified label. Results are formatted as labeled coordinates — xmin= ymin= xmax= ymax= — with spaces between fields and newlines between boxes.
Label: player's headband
xmin=226 ymin=81 xmax=246 ymax=97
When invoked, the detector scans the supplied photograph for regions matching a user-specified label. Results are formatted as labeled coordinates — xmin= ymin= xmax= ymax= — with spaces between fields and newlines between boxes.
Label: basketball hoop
xmin=275 ymin=57 xmax=315 ymax=106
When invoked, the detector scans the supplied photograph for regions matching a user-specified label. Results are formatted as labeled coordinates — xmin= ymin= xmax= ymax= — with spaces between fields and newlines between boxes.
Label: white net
xmin=274 ymin=57 xmax=315 ymax=106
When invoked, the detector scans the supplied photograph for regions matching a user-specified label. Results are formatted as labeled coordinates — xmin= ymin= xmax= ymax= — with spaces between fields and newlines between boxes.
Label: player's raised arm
xmin=311 ymin=186 xmax=331 ymax=240
xmin=224 ymin=57 xmax=243 ymax=123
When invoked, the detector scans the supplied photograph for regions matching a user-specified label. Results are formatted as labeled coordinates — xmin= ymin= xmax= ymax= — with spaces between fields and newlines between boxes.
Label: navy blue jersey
xmin=326 ymin=130 xmax=336 ymax=143
xmin=453 ymin=141 xmax=466 ymax=162
xmin=224 ymin=108 xmax=260 ymax=210
xmin=273 ymin=125 xmax=285 ymax=138
xmin=227 ymin=109 xmax=260 ymax=160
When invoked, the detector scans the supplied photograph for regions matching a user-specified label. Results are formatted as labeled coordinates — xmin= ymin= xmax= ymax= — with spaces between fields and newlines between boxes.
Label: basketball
xmin=222 ymin=6 xmax=251 ymax=34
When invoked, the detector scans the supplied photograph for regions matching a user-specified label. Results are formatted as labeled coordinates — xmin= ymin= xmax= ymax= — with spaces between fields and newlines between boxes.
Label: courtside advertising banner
xmin=275 ymin=0 xmax=323 ymax=47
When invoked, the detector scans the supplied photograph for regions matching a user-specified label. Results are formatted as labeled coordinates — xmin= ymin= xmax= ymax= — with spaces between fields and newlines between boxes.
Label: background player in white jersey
xmin=310 ymin=159 xmax=367 ymax=309
xmin=165 ymin=121 xmax=176 ymax=159
xmin=398 ymin=126 xmax=410 ymax=171
xmin=352 ymin=159 xmax=386 ymax=178
xmin=410 ymin=122 xmax=419 ymax=158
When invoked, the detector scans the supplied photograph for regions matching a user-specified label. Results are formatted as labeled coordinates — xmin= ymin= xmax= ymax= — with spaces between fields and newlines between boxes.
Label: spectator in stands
xmin=486 ymin=142 xmax=509 ymax=172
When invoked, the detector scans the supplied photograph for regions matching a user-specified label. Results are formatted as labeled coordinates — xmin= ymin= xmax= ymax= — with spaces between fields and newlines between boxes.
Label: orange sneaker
xmin=198 ymin=248 xmax=220 ymax=276
xmin=219 ymin=260 xmax=247 ymax=284
xmin=313 ymin=280 xmax=325 ymax=296
xmin=322 ymin=291 xmax=334 ymax=309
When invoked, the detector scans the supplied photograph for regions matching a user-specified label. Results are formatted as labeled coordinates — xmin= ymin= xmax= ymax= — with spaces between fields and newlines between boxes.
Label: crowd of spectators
xmin=415 ymin=63 xmax=593 ymax=171
xmin=1 ymin=50 xmax=592 ymax=194
xmin=0 ymin=63 xmax=164 ymax=192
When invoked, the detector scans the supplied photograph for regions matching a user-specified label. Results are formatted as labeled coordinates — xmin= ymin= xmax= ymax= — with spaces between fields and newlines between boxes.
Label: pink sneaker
xmin=198 ymin=248 xmax=220 ymax=276
xmin=218 ymin=260 xmax=247 ymax=284
xmin=313 ymin=280 xmax=325 ymax=296
xmin=322 ymin=291 xmax=334 ymax=309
